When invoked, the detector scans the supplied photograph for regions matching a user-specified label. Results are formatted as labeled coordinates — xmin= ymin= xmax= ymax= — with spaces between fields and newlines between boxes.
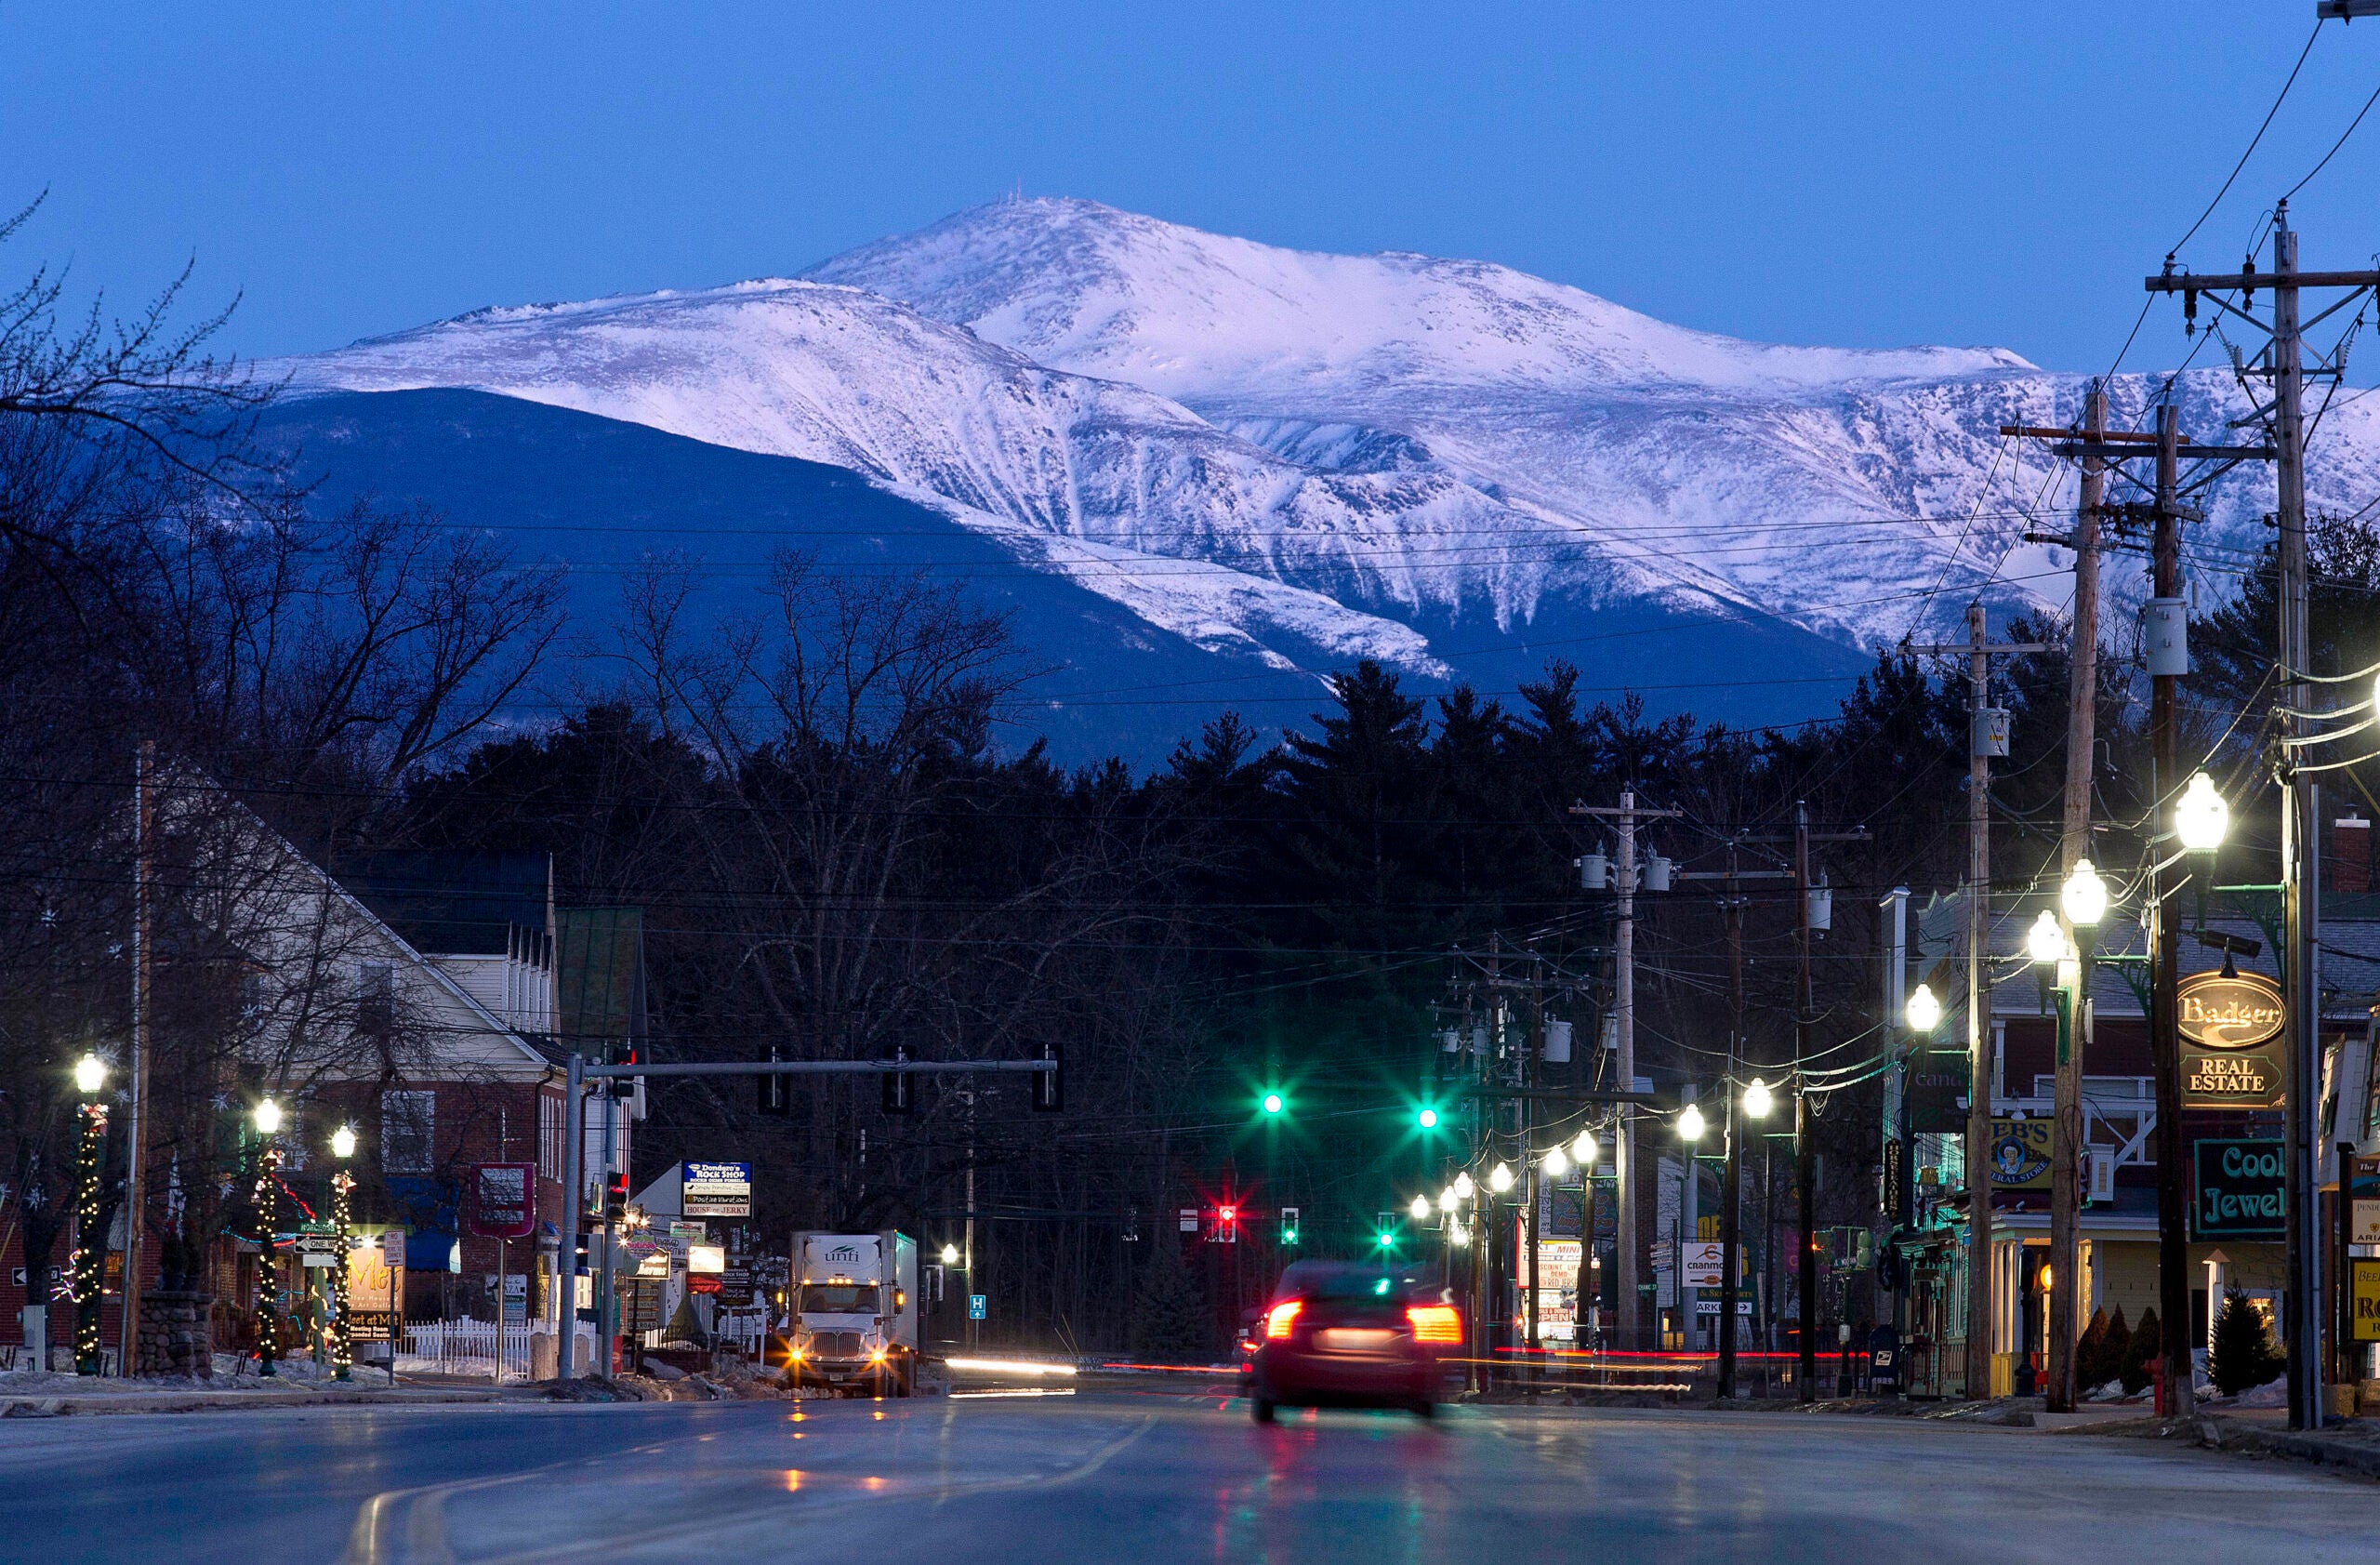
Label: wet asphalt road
xmin=7 ymin=1389 xmax=2380 ymax=1564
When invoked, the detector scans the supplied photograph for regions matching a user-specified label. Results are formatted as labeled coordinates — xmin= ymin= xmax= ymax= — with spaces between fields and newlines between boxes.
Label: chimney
xmin=2334 ymin=813 xmax=2372 ymax=895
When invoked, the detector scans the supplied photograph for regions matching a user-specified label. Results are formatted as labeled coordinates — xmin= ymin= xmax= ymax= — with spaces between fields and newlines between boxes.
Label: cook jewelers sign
xmin=2178 ymin=969 xmax=2286 ymax=1109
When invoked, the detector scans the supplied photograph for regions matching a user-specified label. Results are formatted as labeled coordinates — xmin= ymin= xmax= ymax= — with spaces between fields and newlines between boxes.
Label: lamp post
xmin=70 ymin=1054 xmax=108 ymax=1375
xmin=329 ymin=1123 xmax=356 ymax=1382
xmin=1673 ymin=1104 xmax=1705 ymax=1353
xmin=1718 ymin=1078 xmax=1772 ymax=1399
xmin=2159 ymin=772 xmax=2228 ymax=1416
xmin=2048 ymin=860 xmax=2107 ymax=1411
xmin=252 ymin=1097 xmax=283 ymax=1377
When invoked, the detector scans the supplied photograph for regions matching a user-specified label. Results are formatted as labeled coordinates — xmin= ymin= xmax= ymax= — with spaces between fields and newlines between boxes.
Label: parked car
xmin=1242 ymin=1260 xmax=1460 ymax=1422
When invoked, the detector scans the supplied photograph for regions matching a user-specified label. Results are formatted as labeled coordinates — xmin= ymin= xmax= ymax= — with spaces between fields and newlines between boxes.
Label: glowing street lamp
xmin=253 ymin=1097 xmax=283 ymax=1136
xmin=73 ymin=1054 xmax=107 ymax=1096
xmin=329 ymin=1124 xmax=356 ymax=1381
xmin=2027 ymin=908 xmax=2067 ymax=965
xmin=1904 ymin=983 xmax=1941 ymax=1036
xmin=1541 ymin=1144 xmax=1569 ymax=1178
xmin=1571 ymin=1127 xmax=1598 ymax=1164
xmin=70 ymin=1055 xmax=109 ymax=1375
xmin=1488 ymin=1161 xmax=1514 ymax=1194
xmin=252 ymin=1095 xmax=284 ymax=1376
xmin=1408 ymin=1194 xmax=1431 ymax=1222
xmin=1452 ymin=1171 xmax=1475 ymax=1201
xmin=1676 ymin=1103 xmax=1706 ymax=1142
xmin=941 ymin=1242 xmax=960 ymax=1267
xmin=1439 ymin=1187 xmax=1460 ymax=1214
xmin=2175 ymin=772 xmax=2229 ymax=855
xmin=2061 ymin=858 xmax=2108 ymax=929
xmin=1742 ymin=1078 xmax=1774 ymax=1120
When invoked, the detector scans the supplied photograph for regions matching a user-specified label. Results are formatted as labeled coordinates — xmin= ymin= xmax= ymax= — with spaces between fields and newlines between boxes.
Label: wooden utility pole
xmin=2046 ymin=385 xmax=2108 ymax=1413
xmin=1795 ymin=803 xmax=1817 ymax=1399
xmin=2148 ymin=402 xmax=2196 ymax=1418
xmin=120 ymin=740 xmax=154 ymax=1376
xmin=1720 ymin=854 xmax=1746 ymax=1399
xmin=1909 ymin=609 xmax=2046 ymax=1399
xmin=2144 ymin=203 xmax=2380 ymax=1430
xmin=1570 ymin=794 xmax=1680 ymax=1347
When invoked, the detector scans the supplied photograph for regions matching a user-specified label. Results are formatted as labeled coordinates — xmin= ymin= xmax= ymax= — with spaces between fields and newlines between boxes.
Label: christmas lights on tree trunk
xmin=71 ymin=1101 xmax=107 ymax=1375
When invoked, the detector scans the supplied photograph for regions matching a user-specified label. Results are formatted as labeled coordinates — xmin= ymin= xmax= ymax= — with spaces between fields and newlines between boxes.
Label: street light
xmin=1676 ymin=1103 xmax=1706 ymax=1142
xmin=1408 ymin=1194 xmax=1431 ymax=1222
xmin=1742 ymin=1078 xmax=1774 ymax=1121
xmin=70 ymin=1054 xmax=109 ymax=1375
xmin=1904 ymin=983 xmax=1941 ymax=1036
xmin=1452 ymin=1171 xmax=1475 ymax=1201
xmin=941 ymin=1242 xmax=959 ymax=1267
xmin=2027 ymin=908 xmax=2067 ymax=965
xmin=2061 ymin=858 xmax=2108 ymax=929
xmin=1541 ymin=1144 xmax=1569 ymax=1178
xmin=330 ymin=1124 xmax=355 ymax=1381
xmin=1571 ymin=1127 xmax=1598 ymax=1164
xmin=1488 ymin=1161 xmax=1514 ymax=1194
xmin=2175 ymin=772 xmax=2230 ymax=854
xmin=1439 ymin=1187 xmax=1460 ymax=1214
xmin=251 ymin=1096 xmax=284 ymax=1376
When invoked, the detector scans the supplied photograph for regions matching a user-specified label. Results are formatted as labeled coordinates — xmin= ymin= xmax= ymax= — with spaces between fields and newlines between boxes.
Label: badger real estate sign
xmin=2178 ymin=968 xmax=2286 ymax=1110
xmin=2194 ymin=1139 xmax=2287 ymax=1240
xmin=681 ymin=1161 xmax=752 ymax=1218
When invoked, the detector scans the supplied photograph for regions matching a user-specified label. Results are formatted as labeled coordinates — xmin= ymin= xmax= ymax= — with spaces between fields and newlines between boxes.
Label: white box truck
xmin=782 ymin=1230 xmax=918 ymax=1396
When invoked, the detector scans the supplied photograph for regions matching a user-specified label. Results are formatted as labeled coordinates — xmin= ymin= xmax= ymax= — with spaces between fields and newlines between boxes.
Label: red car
xmin=1243 ymin=1260 xmax=1461 ymax=1423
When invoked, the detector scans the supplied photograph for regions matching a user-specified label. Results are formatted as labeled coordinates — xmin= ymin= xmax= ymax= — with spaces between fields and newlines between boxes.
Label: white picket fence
xmin=396 ymin=1319 xmax=594 ymax=1382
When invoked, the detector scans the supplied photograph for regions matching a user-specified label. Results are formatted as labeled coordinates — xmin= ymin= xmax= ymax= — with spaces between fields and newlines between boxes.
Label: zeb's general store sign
xmin=2178 ymin=969 xmax=2286 ymax=1109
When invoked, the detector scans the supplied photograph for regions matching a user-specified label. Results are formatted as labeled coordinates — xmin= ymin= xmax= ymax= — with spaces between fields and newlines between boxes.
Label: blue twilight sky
xmin=6 ymin=2 xmax=2379 ymax=371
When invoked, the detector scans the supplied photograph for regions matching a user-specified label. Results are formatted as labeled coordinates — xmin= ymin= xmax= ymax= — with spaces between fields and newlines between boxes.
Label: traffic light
xmin=1031 ymin=1044 xmax=1063 ymax=1112
xmin=758 ymin=1045 xmax=790 ymax=1115
xmin=1375 ymin=1211 xmax=1396 ymax=1251
xmin=1279 ymin=1206 xmax=1300 ymax=1246
xmin=881 ymin=1045 xmax=915 ymax=1115
xmin=607 ymin=1171 xmax=629 ymax=1220
xmin=1261 ymin=1091 xmax=1285 ymax=1116
xmin=1214 ymin=1204 xmax=1239 ymax=1243
xmin=1416 ymin=1106 xmax=1440 ymax=1130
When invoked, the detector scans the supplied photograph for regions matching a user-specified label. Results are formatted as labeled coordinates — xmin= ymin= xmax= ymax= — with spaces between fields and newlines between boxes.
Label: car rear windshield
xmin=1289 ymin=1268 xmax=1427 ymax=1300
xmin=800 ymin=1283 xmax=879 ymax=1313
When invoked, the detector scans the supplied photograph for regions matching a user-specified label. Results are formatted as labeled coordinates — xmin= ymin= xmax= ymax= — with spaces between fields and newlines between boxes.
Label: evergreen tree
xmin=2210 ymin=1288 xmax=2284 ymax=1396
xmin=2096 ymin=1307 xmax=2132 ymax=1395
xmin=2074 ymin=1308 xmax=2109 ymax=1393
xmin=1126 ymin=1239 xmax=1210 ymax=1362
xmin=2120 ymin=1308 xmax=2159 ymax=1396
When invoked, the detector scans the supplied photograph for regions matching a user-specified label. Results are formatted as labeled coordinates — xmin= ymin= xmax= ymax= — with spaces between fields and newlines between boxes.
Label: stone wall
xmin=137 ymin=1290 xmax=214 ymax=1378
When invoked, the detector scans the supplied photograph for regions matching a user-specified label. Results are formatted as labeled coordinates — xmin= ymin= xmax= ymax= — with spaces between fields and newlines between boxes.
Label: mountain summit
xmin=270 ymin=199 xmax=2379 ymax=751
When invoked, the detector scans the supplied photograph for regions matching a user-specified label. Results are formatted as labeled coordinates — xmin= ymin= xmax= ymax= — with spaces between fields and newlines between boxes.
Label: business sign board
xmin=2194 ymin=1139 xmax=2287 ymax=1239
xmin=466 ymin=1162 xmax=536 ymax=1239
xmin=1683 ymin=1241 xmax=1727 ymax=1290
xmin=2352 ymin=1259 xmax=2380 ymax=1344
xmin=681 ymin=1161 xmax=751 ymax=1219
xmin=1988 ymin=1118 xmax=2054 ymax=1190
xmin=2353 ymin=1156 xmax=2380 ymax=1246
xmin=2179 ymin=969 xmax=2287 ymax=1109
xmin=1908 ymin=1050 xmax=1972 ymax=1134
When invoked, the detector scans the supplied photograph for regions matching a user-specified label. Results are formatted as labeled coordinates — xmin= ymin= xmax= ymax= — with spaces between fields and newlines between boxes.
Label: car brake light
xmin=1263 ymin=1301 xmax=1303 ymax=1339
xmin=1407 ymin=1305 xmax=1461 ymax=1344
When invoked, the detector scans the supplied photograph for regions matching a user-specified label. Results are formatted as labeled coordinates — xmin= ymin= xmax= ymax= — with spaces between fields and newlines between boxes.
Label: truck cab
xmin=781 ymin=1231 xmax=918 ymax=1396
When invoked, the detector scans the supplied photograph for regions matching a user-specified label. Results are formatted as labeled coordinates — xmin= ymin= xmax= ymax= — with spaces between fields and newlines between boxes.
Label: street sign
xmin=295 ymin=1231 xmax=342 ymax=1268
xmin=1693 ymin=1300 xmax=1752 ymax=1316
xmin=1988 ymin=1118 xmax=2054 ymax=1189
xmin=2193 ymin=1139 xmax=2286 ymax=1239
xmin=466 ymin=1162 xmax=536 ymax=1239
xmin=968 ymin=1293 xmax=987 ymax=1320
xmin=681 ymin=1161 xmax=752 ymax=1219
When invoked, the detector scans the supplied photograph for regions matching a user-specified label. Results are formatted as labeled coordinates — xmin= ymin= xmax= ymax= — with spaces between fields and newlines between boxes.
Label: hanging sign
xmin=681 ymin=1161 xmax=752 ymax=1219
xmin=2193 ymin=1139 xmax=2286 ymax=1239
xmin=1908 ymin=1051 xmax=1971 ymax=1134
xmin=2352 ymin=1156 xmax=2380 ymax=1245
xmin=2177 ymin=969 xmax=2286 ymax=1109
xmin=466 ymin=1163 xmax=536 ymax=1239
xmin=1987 ymin=1118 xmax=2054 ymax=1189
xmin=2352 ymin=1259 xmax=2380 ymax=1343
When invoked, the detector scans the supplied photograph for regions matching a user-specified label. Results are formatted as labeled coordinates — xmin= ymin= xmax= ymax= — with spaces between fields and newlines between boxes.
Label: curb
xmin=0 ymin=1386 xmax=505 ymax=1417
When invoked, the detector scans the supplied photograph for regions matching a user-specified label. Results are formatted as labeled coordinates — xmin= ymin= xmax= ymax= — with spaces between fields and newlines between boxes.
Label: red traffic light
xmin=1218 ymin=1205 xmax=1236 ymax=1223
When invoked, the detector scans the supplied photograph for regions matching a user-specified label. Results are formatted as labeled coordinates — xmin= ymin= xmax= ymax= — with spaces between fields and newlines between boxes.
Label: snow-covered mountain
xmin=273 ymin=198 xmax=2380 ymax=733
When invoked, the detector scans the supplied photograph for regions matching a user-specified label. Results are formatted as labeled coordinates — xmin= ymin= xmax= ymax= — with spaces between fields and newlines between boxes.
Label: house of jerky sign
xmin=2178 ymin=969 xmax=2285 ymax=1110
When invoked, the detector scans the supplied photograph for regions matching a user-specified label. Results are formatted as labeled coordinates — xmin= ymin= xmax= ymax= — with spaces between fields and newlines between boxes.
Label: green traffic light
xmin=1416 ymin=1107 xmax=1439 ymax=1129
xmin=1262 ymin=1092 xmax=1285 ymax=1115
xmin=1376 ymin=1231 xmax=1395 ymax=1248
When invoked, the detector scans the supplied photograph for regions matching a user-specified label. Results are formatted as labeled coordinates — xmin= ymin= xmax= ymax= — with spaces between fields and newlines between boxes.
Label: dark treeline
xmin=6 ymin=219 xmax=2372 ymax=1359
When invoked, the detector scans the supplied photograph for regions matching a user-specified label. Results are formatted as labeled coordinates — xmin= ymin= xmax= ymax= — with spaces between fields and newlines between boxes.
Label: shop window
xmin=538 ymin=1093 xmax=562 ymax=1180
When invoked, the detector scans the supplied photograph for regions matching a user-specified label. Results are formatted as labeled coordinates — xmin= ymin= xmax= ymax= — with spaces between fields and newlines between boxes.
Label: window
xmin=381 ymin=1090 xmax=435 ymax=1174
xmin=357 ymin=962 xmax=394 ymax=1036
xmin=538 ymin=1093 xmax=563 ymax=1180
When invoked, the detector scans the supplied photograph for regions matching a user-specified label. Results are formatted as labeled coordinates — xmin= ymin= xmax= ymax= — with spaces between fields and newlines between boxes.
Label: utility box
xmin=1971 ymin=706 xmax=2011 ymax=759
xmin=2142 ymin=597 xmax=2188 ymax=677
xmin=1543 ymin=1017 xmax=1573 ymax=1064
xmin=1577 ymin=852 xmax=1608 ymax=891
xmin=1642 ymin=855 xmax=1673 ymax=893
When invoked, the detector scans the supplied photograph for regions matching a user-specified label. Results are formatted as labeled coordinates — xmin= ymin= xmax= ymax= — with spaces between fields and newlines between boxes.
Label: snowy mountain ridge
xmin=273 ymin=199 xmax=2380 ymax=705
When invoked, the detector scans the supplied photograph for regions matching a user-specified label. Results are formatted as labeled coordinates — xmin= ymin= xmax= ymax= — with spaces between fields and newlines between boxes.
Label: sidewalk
xmin=0 ymin=1366 xmax=511 ymax=1417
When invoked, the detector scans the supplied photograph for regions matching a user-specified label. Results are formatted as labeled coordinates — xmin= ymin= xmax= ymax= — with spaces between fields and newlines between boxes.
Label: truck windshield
xmin=800 ymin=1283 xmax=880 ymax=1314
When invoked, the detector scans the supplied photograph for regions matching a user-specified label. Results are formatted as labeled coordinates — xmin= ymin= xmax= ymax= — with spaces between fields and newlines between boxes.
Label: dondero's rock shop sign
xmin=2178 ymin=968 xmax=2286 ymax=1110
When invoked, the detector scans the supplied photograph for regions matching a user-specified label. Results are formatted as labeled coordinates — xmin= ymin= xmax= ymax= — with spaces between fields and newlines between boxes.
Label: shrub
xmin=2210 ymin=1288 xmax=2284 ymax=1397
xmin=2119 ymin=1308 xmax=2159 ymax=1395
